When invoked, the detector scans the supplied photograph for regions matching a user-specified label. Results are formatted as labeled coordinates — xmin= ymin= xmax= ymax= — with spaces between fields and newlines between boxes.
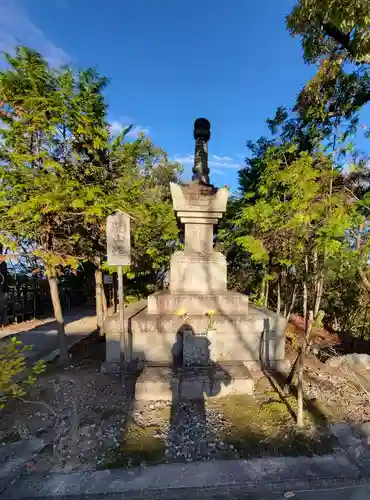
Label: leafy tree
xmin=0 ymin=46 xmax=182 ymax=352
xmin=234 ymin=141 xmax=360 ymax=425
xmin=287 ymin=0 xmax=370 ymax=125
xmin=0 ymin=47 xmax=112 ymax=362
xmin=287 ymin=0 xmax=370 ymax=65
xmin=223 ymin=107 xmax=325 ymax=311
xmin=287 ymin=0 xmax=370 ymax=291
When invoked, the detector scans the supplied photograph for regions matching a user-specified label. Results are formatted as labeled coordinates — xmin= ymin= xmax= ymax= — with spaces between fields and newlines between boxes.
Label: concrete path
xmin=2 ymin=454 xmax=370 ymax=499
xmin=0 ymin=308 xmax=97 ymax=363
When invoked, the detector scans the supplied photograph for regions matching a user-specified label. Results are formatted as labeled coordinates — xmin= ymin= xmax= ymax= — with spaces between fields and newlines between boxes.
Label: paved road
xmin=277 ymin=484 xmax=370 ymax=499
xmin=205 ymin=484 xmax=370 ymax=499
xmin=158 ymin=484 xmax=370 ymax=499
xmin=0 ymin=308 xmax=97 ymax=362
xmin=150 ymin=484 xmax=370 ymax=499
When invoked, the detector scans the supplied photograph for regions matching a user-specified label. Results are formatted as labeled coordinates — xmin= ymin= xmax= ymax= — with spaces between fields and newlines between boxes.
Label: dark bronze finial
xmin=192 ymin=118 xmax=211 ymax=184
xmin=193 ymin=118 xmax=211 ymax=142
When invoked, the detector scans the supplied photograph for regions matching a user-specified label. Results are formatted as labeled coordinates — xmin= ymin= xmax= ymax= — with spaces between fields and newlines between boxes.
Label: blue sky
xmin=0 ymin=0 xmax=368 ymax=188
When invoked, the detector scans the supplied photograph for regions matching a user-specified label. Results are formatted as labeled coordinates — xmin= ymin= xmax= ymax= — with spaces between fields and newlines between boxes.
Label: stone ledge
xmin=170 ymin=182 xmax=229 ymax=213
xmin=147 ymin=290 xmax=249 ymax=315
xmin=2 ymin=454 xmax=363 ymax=499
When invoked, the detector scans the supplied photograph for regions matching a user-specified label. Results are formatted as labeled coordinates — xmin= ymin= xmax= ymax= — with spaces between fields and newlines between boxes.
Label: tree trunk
xmin=46 ymin=265 xmax=69 ymax=365
xmin=356 ymin=223 xmax=370 ymax=291
xmin=94 ymin=256 xmax=104 ymax=334
xmin=0 ymin=250 xmax=9 ymax=326
xmin=283 ymin=310 xmax=314 ymax=393
xmin=264 ymin=280 xmax=269 ymax=308
xmin=277 ymin=276 xmax=281 ymax=315
xmin=286 ymin=283 xmax=298 ymax=320
xmin=297 ymin=254 xmax=309 ymax=428
xmin=359 ymin=267 xmax=370 ymax=291
xmin=313 ymin=276 xmax=324 ymax=319
xmin=297 ymin=340 xmax=305 ymax=427
xmin=259 ymin=276 xmax=266 ymax=304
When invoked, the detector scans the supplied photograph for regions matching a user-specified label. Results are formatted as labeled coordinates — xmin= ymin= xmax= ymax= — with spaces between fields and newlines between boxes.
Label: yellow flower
xmin=175 ymin=308 xmax=186 ymax=317
xmin=206 ymin=309 xmax=216 ymax=316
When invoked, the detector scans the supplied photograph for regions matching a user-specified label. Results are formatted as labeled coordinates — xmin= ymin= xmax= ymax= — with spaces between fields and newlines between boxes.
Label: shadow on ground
xmin=101 ymin=326 xmax=337 ymax=469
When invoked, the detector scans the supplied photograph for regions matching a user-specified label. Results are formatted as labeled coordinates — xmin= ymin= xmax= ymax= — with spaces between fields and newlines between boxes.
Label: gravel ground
xmin=165 ymin=400 xmax=237 ymax=461
xmin=304 ymin=369 xmax=370 ymax=423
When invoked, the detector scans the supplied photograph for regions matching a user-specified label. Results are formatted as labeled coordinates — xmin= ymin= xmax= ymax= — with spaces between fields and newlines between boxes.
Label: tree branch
xmin=358 ymin=266 xmax=370 ymax=291
xmin=322 ymin=22 xmax=370 ymax=65
xmin=322 ymin=22 xmax=351 ymax=53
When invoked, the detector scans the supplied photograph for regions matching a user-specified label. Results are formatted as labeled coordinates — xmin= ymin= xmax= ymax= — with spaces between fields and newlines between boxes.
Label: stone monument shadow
xmin=167 ymin=322 xmax=231 ymax=461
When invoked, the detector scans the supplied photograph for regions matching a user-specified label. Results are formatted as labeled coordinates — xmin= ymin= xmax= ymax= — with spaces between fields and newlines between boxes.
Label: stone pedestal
xmin=169 ymin=252 xmax=227 ymax=294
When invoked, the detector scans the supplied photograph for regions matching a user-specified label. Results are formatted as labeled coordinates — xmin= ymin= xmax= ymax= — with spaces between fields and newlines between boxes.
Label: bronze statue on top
xmin=192 ymin=118 xmax=211 ymax=185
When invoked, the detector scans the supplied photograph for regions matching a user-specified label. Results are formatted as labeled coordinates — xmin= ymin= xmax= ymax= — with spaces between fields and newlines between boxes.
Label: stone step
xmin=134 ymin=364 xmax=254 ymax=401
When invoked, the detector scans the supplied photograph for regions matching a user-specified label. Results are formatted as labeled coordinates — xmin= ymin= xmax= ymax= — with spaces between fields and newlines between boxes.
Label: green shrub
xmin=0 ymin=337 xmax=46 ymax=408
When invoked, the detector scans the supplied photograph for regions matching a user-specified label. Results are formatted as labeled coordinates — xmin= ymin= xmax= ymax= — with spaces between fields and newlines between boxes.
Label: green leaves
xmin=287 ymin=0 xmax=370 ymax=134
xmin=235 ymin=235 xmax=269 ymax=263
xmin=0 ymin=337 xmax=46 ymax=408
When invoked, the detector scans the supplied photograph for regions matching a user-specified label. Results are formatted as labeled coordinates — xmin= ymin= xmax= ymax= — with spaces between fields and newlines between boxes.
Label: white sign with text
xmin=106 ymin=211 xmax=131 ymax=266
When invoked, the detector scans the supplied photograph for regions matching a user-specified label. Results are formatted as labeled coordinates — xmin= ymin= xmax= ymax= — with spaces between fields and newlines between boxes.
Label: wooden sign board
xmin=107 ymin=211 xmax=131 ymax=266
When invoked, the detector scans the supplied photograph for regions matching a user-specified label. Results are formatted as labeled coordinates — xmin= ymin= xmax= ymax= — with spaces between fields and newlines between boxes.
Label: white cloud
xmin=212 ymin=154 xmax=232 ymax=162
xmin=174 ymin=153 xmax=241 ymax=170
xmin=174 ymin=154 xmax=194 ymax=165
xmin=0 ymin=0 xmax=69 ymax=67
xmin=109 ymin=120 xmax=150 ymax=139
xmin=110 ymin=121 xmax=125 ymax=136
xmin=127 ymin=126 xmax=150 ymax=138
xmin=174 ymin=153 xmax=242 ymax=181
xmin=209 ymin=160 xmax=239 ymax=169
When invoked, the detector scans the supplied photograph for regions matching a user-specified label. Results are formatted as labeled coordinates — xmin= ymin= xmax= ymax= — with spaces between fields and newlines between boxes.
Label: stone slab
xmin=169 ymin=251 xmax=227 ymax=293
xmin=181 ymin=365 xmax=254 ymax=399
xmin=147 ymin=291 xmax=249 ymax=315
xmin=134 ymin=364 xmax=254 ymax=401
xmin=2 ymin=454 xmax=362 ymax=499
xmin=330 ymin=423 xmax=370 ymax=473
xmin=0 ymin=437 xmax=47 ymax=495
xmin=134 ymin=366 xmax=175 ymax=401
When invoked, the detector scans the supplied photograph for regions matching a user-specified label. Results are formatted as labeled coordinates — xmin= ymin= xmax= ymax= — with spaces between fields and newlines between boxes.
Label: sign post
xmin=106 ymin=211 xmax=131 ymax=370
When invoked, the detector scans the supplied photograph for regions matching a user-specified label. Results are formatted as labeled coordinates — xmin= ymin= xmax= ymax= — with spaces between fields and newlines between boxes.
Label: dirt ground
xmin=0 ymin=334 xmax=369 ymax=474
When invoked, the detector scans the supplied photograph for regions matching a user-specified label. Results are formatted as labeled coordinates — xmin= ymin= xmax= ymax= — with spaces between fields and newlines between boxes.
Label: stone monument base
xmin=132 ymin=306 xmax=284 ymax=364
xmin=103 ymin=298 xmax=285 ymax=371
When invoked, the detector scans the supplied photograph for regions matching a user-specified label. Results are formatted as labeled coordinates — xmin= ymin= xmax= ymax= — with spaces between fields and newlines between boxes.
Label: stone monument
xmin=103 ymin=119 xmax=286 ymax=395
